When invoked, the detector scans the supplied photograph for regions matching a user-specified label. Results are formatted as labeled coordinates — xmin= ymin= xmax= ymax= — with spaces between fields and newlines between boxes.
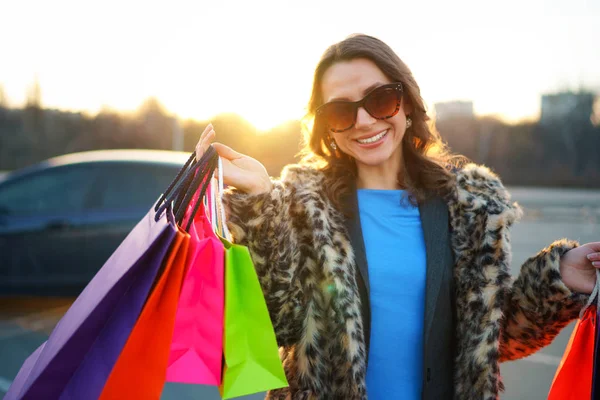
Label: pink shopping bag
xmin=166 ymin=196 xmax=225 ymax=385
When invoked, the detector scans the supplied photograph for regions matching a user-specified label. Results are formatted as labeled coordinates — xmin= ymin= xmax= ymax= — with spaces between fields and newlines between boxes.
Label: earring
xmin=406 ymin=117 xmax=412 ymax=129
xmin=330 ymin=141 xmax=337 ymax=150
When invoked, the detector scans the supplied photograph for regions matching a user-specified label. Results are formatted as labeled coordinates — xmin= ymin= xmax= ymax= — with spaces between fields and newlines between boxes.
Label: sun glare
xmin=134 ymin=28 xmax=314 ymax=132
xmin=238 ymin=106 xmax=305 ymax=132
xmin=157 ymin=84 xmax=307 ymax=132
xmin=2 ymin=2 xmax=598 ymax=132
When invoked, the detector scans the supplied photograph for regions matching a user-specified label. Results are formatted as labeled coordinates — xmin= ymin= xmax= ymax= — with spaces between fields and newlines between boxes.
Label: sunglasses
xmin=316 ymin=82 xmax=403 ymax=133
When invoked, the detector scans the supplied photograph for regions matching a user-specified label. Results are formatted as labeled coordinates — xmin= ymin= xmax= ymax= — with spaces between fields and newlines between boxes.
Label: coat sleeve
xmin=221 ymin=165 xmax=312 ymax=347
xmin=452 ymin=163 xmax=588 ymax=363
xmin=499 ymin=238 xmax=589 ymax=362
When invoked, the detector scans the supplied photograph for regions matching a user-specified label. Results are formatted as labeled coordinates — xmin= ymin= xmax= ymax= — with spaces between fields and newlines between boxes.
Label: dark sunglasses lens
xmin=322 ymin=103 xmax=356 ymax=132
xmin=364 ymin=87 xmax=400 ymax=119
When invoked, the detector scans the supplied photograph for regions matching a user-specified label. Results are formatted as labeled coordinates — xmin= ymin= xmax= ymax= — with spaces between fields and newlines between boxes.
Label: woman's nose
xmin=355 ymin=107 xmax=376 ymax=129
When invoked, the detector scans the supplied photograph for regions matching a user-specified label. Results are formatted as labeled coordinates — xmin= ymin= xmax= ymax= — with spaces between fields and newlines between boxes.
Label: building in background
xmin=434 ymin=100 xmax=474 ymax=121
xmin=540 ymin=91 xmax=596 ymax=125
xmin=539 ymin=91 xmax=599 ymax=175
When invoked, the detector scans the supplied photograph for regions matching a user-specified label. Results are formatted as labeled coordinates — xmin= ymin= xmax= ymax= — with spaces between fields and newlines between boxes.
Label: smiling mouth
xmin=356 ymin=130 xmax=388 ymax=144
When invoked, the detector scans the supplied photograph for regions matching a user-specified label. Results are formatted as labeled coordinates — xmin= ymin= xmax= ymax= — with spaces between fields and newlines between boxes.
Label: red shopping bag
xmin=99 ymin=230 xmax=189 ymax=400
xmin=548 ymin=305 xmax=596 ymax=400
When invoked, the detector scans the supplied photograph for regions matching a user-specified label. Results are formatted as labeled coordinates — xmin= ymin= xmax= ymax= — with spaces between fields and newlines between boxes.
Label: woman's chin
xmin=354 ymin=154 xmax=395 ymax=168
xmin=352 ymin=147 xmax=401 ymax=168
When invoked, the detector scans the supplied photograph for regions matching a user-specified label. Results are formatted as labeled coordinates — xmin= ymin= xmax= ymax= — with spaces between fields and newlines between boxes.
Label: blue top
xmin=357 ymin=189 xmax=427 ymax=400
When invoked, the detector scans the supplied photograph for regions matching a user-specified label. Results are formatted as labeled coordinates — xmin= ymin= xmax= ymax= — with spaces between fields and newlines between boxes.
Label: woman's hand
xmin=560 ymin=242 xmax=600 ymax=294
xmin=195 ymin=123 xmax=272 ymax=195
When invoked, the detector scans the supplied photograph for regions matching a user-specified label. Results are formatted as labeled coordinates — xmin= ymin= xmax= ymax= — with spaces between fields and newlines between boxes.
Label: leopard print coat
xmin=222 ymin=162 xmax=587 ymax=399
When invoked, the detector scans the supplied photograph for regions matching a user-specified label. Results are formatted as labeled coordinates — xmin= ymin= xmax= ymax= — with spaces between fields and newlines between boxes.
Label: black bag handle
xmin=154 ymin=152 xmax=196 ymax=212
xmin=175 ymin=152 xmax=219 ymax=231
xmin=172 ymin=146 xmax=217 ymax=216
xmin=154 ymin=146 xmax=217 ymax=222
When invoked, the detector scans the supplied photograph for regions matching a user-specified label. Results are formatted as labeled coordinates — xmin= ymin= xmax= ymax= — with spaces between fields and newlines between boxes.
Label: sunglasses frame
xmin=316 ymin=82 xmax=404 ymax=133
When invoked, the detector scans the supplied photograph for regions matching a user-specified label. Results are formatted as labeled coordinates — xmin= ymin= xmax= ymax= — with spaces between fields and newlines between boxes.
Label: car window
xmin=0 ymin=164 xmax=98 ymax=215
xmin=90 ymin=163 xmax=181 ymax=210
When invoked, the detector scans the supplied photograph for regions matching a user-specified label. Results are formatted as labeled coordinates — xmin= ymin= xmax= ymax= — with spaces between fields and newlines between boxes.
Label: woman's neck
xmin=356 ymin=157 xmax=404 ymax=190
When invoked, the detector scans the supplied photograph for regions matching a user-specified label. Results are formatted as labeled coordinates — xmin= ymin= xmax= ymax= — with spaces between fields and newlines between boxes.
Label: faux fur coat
xmin=222 ymin=162 xmax=587 ymax=399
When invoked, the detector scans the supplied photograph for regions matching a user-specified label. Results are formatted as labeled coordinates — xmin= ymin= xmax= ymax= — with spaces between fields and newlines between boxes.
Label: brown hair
xmin=300 ymin=34 xmax=464 ymax=211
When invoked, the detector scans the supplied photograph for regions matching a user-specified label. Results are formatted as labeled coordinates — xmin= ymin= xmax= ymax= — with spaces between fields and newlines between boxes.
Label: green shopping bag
xmin=219 ymin=238 xmax=288 ymax=399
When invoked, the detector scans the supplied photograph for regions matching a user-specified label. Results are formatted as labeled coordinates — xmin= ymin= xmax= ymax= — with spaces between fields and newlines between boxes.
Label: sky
xmin=1 ymin=0 xmax=599 ymax=130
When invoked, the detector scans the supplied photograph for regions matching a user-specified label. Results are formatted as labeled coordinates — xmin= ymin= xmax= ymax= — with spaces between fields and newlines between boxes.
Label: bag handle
xmin=155 ymin=152 xmax=196 ymax=212
xmin=177 ymin=153 xmax=219 ymax=231
xmin=171 ymin=149 xmax=215 ymax=212
xmin=579 ymin=269 xmax=600 ymax=319
xmin=215 ymin=157 xmax=233 ymax=240
xmin=155 ymin=146 xmax=217 ymax=222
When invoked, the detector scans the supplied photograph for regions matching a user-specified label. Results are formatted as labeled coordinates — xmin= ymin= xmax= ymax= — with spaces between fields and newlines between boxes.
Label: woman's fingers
xmin=198 ymin=123 xmax=213 ymax=147
xmin=212 ymin=142 xmax=244 ymax=160
xmin=195 ymin=123 xmax=214 ymax=161
xmin=193 ymin=126 xmax=269 ymax=193
xmin=587 ymin=245 xmax=600 ymax=268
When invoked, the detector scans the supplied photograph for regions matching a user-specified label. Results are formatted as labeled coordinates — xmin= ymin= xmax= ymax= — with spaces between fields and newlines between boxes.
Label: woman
xmin=195 ymin=34 xmax=600 ymax=399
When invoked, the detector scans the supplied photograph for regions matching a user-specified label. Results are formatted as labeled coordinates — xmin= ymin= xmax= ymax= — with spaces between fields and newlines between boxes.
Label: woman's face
xmin=320 ymin=58 xmax=409 ymax=170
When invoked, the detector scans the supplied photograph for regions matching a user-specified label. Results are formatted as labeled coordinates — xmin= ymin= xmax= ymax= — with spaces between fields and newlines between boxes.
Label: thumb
xmin=584 ymin=242 xmax=600 ymax=252
xmin=212 ymin=143 xmax=244 ymax=161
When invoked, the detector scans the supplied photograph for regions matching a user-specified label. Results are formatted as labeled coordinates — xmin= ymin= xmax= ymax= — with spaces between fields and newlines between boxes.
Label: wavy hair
xmin=300 ymin=34 xmax=464 ymax=211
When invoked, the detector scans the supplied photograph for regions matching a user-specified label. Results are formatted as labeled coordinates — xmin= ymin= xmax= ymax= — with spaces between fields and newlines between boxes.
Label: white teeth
xmin=357 ymin=130 xmax=387 ymax=144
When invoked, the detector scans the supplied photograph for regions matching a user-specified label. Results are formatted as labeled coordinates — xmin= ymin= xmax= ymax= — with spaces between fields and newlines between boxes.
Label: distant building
xmin=540 ymin=91 xmax=596 ymax=124
xmin=434 ymin=100 xmax=474 ymax=120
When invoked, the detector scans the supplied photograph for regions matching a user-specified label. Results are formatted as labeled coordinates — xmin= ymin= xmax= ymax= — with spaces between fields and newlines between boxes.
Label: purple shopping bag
xmin=7 ymin=342 xmax=46 ymax=399
xmin=5 ymin=202 xmax=178 ymax=400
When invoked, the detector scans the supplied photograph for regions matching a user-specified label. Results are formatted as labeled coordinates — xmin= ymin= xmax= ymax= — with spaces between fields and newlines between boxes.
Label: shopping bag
xmin=219 ymin=238 xmax=288 ymax=399
xmin=5 ymin=203 xmax=178 ymax=400
xmin=593 ymin=306 xmax=600 ymax=399
xmin=59 ymin=213 xmax=178 ymax=399
xmin=548 ymin=305 xmax=596 ymax=400
xmin=592 ymin=291 xmax=600 ymax=399
xmin=98 ymin=229 xmax=189 ymax=400
xmin=6 ymin=342 xmax=46 ymax=400
xmin=166 ymin=201 xmax=225 ymax=385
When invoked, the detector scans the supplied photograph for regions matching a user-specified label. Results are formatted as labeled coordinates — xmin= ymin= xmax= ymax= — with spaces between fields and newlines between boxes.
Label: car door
xmin=80 ymin=161 xmax=182 ymax=281
xmin=0 ymin=163 xmax=100 ymax=295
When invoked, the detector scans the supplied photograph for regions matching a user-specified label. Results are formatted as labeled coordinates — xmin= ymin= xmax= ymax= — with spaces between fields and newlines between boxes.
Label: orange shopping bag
xmin=548 ymin=305 xmax=596 ymax=400
xmin=99 ymin=230 xmax=190 ymax=400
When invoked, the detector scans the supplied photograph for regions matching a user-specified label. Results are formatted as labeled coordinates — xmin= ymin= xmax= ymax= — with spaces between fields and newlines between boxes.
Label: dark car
xmin=0 ymin=149 xmax=189 ymax=296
